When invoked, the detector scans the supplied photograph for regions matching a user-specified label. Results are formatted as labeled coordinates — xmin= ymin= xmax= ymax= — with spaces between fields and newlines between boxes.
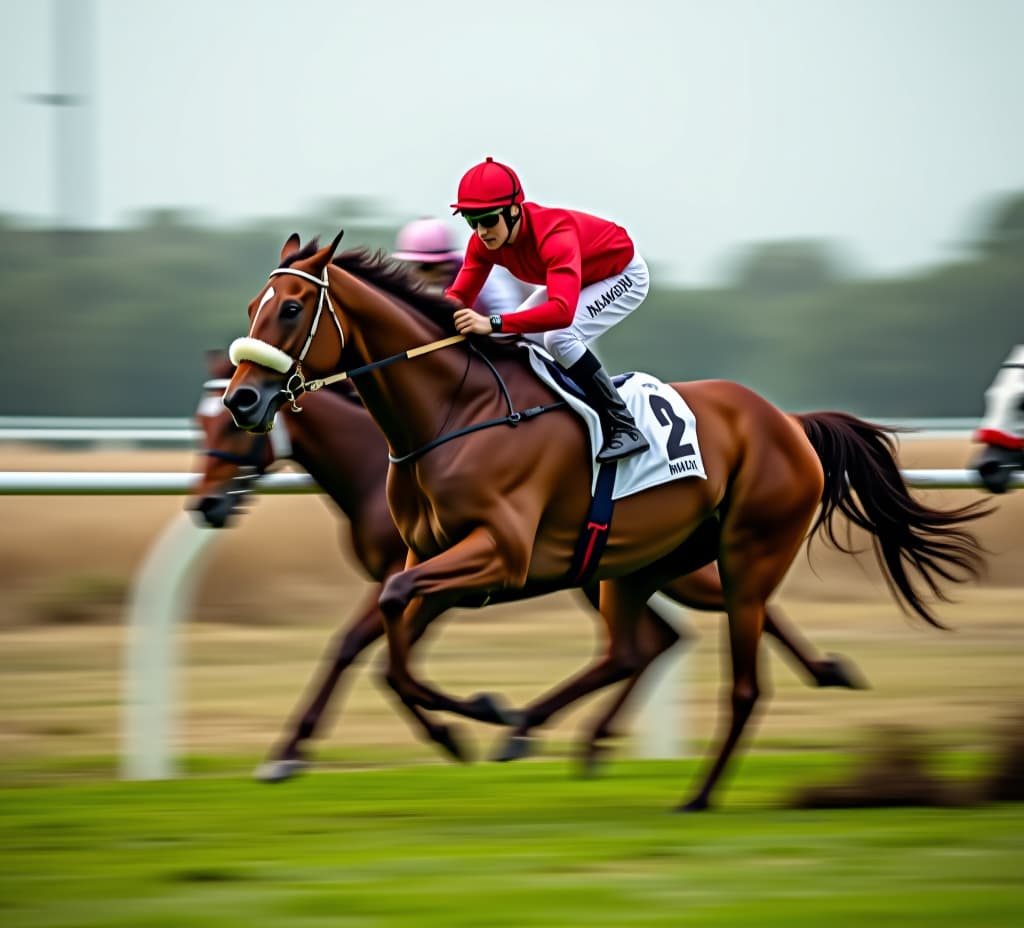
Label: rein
xmin=303 ymin=334 xmax=469 ymax=393
xmin=388 ymin=346 xmax=566 ymax=465
xmin=231 ymin=265 xmax=471 ymax=412
xmin=230 ymin=265 xmax=566 ymax=465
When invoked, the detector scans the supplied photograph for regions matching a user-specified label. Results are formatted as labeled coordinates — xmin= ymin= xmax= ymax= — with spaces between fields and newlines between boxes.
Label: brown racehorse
xmin=223 ymin=233 xmax=988 ymax=811
xmin=194 ymin=352 xmax=866 ymax=780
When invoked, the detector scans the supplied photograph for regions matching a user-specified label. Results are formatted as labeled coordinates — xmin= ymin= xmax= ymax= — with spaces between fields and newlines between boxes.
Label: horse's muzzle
xmin=972 ymin=444 xmax=1024 ymax=494
xmin=188 ymin=492 xmax=241 ymax=529
xmin=223 ymin=382 xmax=282 ymax=433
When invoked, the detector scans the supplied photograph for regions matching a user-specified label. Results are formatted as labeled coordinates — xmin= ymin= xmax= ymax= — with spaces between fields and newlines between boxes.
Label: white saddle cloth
xmin=526 ymin=347 xmax=707 ymax=500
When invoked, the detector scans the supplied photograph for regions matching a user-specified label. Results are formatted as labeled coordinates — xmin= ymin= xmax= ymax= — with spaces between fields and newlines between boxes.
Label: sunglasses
xmin=464 ymin=208 xmax=504 ymax=230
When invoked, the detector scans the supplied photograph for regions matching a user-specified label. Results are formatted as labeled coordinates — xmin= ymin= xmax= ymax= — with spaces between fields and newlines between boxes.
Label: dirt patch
xmin=789 ymin=713 xmax=1024 ymax=809
xmin=977 ymin=712 xmax=1024 ymax=802
xmin=788 ymin=725 xmax=971 ymax=808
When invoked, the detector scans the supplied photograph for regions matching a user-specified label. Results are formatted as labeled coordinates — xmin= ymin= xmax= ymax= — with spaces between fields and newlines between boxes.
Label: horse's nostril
xmin=225 ymin=386 xmax=260 ymax=414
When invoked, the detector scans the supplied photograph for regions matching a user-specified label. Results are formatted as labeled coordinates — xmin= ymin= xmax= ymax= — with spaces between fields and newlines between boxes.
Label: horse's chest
xmin=388 ymin=482 xmax=457 ymax=557
xmin=401 ymin=503 xmax=455 ymax=557
xmin=388 ymin=465 xmax=492 ymax=557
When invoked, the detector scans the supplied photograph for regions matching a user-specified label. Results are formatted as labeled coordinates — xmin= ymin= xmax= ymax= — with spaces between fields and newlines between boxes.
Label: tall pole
xmin=27 ymin=0 xmax=97 ymax=228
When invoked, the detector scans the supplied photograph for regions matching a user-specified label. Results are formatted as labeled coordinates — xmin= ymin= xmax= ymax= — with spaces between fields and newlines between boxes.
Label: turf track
xmin=1 ymin=754 xmax=1022 ymax=927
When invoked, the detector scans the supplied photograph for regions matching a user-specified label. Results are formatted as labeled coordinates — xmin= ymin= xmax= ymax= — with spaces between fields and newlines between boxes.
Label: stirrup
xmin=596 ymin=428 xmax=650 ymax=463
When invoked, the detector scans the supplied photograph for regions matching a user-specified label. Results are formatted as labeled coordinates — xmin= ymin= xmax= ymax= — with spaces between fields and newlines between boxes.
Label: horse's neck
xmin=334 ymin=273 xmax=487 ymax=455
xmin=286 ymin=392 xmax=387 ymax=518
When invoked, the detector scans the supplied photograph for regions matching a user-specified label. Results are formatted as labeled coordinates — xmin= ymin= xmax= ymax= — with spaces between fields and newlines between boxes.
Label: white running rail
xmin=1 ymin=466 xmax=1019 ymax=778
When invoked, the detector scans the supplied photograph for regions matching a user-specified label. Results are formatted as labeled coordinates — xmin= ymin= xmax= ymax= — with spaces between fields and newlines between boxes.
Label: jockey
xmin=446 ymin=157 xmax=650 ymax=463
xmin=393 ymin=217 xmax=525 ymax=317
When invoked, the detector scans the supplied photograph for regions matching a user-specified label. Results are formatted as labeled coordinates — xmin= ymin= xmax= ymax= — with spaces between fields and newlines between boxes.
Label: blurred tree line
xmin=0 ymin=192 xmax=1020 ymax=417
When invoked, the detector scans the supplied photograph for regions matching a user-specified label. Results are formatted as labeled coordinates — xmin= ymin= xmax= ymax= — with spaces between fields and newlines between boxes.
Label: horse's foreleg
xmin=260 ymin=584 xmax=473 ymax=779
xmin=577 ymin=599 xmax=684 ymax=773
xmin=256 ymin=586 xmax=386 ymax=782
xmin=379 ymin=527 xmax=528 ymax=723
xmin=375 ymin=599 xmax=471 ymax=762
xmin=494 ymin=576 xmax=654 ymax=762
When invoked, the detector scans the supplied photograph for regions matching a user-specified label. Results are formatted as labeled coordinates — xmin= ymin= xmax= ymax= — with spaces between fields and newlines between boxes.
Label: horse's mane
xmin=280 ymin=239 xmax=456 ymax=334
xmin=334 ymin=247 xmax=461 ymax=336
xmin=282 ymin=239 xmax=526 ymax=360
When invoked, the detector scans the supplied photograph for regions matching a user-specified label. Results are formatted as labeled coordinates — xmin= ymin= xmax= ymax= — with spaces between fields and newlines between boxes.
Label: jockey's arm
xmin=446 ymin=245 xmax=492 ymax=310
xmin=495 ymin=231 xmax=581 ymax=335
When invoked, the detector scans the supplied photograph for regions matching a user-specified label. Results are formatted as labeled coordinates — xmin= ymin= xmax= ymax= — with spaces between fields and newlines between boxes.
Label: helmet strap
xmin=500 ymin=205 xmax=520 ymax=245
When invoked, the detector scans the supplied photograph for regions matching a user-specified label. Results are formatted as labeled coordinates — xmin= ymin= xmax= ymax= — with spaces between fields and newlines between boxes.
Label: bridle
xmin=230 ymin=263 xmax=471 ymax=413
xmin=229 ymin=265 xmax=348 ymax=411
xmin=227 ymin=263 xmax=565 ymax=464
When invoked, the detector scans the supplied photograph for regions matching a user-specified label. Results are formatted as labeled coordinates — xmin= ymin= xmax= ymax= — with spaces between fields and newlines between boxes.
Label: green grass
xmin=1 ymin=754 xmax=1021 ymax=927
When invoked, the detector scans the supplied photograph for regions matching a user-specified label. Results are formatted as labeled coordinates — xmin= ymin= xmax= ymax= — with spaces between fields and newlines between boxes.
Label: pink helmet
xmin=393 ymin=218 xmax=463 ymax=263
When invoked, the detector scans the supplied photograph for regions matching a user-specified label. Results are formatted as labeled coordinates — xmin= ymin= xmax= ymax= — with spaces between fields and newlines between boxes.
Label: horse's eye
xmin=281 ymin=300 xmax=303 ymax=319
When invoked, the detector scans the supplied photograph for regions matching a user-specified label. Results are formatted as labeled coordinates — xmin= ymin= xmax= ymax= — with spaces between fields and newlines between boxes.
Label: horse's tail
xmin=797 ymin=411 xmax=991 ymax=627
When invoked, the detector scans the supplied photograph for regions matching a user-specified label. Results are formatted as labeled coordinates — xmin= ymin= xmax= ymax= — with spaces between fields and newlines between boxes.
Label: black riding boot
xmin=566 ymin=350 xmax=650 ymax=463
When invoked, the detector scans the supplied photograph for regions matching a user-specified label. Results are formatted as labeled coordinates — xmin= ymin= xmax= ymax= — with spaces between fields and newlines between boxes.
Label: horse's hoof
xmin=815 ymin=653 xmax=869 ymax=690
xmin=253 ymin=758 xmax=309 ymax=783
xmin=468 ymin=692 xmax=523 ymax=727
xmin=434 ymin=723 xmax=471 ymax=763
xmin=674 ymin=796 xmax=710 ymax=813
xmin=576 ymin=741 xmax=613 ymax=779
xmin=492 ymin=734 xmax=534 ymax=763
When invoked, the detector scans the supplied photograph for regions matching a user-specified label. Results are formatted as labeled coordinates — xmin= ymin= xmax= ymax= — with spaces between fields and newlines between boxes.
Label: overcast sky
xmin=2 ymin=0 xmax=1022 ymax=284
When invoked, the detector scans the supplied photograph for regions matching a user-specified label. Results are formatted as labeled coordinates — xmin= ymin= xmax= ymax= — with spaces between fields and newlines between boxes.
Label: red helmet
xmin=450 ymin=157 xmax=524 ymax=213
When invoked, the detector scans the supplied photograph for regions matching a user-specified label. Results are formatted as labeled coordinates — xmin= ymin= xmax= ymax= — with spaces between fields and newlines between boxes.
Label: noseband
xmin=226 ymin=263 xmax=564 ymax=464
xmin=229 ymin=263 xmax=472 ymax=412
xmin=229 ymin=266 xmax=346 ymax=411
xmin=200 ymin=378 xmax=293 ymax=465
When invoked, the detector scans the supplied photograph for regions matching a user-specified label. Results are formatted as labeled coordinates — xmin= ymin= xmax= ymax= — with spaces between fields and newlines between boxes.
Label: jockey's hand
xmin=453 ymin=308 xmax=492 ymax=336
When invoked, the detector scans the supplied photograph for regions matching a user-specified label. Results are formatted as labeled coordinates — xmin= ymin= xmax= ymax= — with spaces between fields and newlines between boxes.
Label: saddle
xmin=522 ymin=345 xmax=707 ymax=500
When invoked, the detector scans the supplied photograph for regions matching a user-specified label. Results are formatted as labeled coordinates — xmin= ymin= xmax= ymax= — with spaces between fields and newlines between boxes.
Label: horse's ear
xmin=326 ymin=229 xmax=344 ymax=261
xmin=309 ymin=229 xmax=344 ymax=272
xmin=280 ymin=233 xmax=301 ymax=263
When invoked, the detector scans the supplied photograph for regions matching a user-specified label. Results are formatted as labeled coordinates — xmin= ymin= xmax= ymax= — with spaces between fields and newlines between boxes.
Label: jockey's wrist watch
xmin=489 ymin=313 xmax=503 ymax=333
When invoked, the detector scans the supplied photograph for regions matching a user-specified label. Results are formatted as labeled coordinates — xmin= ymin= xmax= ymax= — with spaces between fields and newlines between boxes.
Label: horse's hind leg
xmin=763 ymin=606 xmax=868 ymax=690
xmin=678 ymin=467 xmax=820 ymax=812
xmin=577 ymin=571 xmax=866 ymax=772
xmin=576 ymin=527 xmax=867 ymax=774
xmin=679 ymin=573 xmax=864 ymax=807
xmin=659 ymin=566 xmax=867 ymax=690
